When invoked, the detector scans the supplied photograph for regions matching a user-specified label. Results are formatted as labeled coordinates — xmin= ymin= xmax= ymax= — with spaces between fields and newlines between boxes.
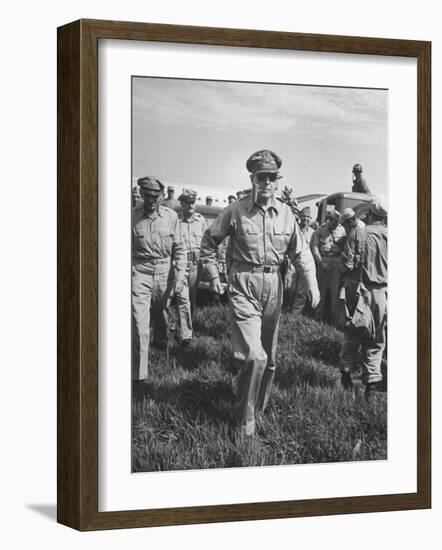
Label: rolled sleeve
xmin=172 ymin=214 xmax=187 ymax=277
xmin=200 ymin=209 xmax=233 ymax=280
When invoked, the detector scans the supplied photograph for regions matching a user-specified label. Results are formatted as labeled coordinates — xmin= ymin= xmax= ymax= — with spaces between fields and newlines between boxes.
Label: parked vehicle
xmin=316 ymin=192 xmax=375 ymax=224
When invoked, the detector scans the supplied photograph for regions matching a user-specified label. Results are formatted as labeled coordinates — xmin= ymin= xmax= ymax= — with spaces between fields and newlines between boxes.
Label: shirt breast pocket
xmin=272 ymin=225 xmax=290 ymax=251
xmin=157 ymin=230 xmax=173 ymax=252
xmin=133 ymin=229 xmax=146 ymax=247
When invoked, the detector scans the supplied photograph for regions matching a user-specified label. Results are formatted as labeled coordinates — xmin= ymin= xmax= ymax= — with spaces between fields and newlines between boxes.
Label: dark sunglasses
xmin=256 ymin=172 xmax=278 ymax=183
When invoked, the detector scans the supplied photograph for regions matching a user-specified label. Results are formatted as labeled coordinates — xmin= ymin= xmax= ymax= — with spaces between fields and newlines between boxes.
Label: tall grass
xmin=132 ymin=304 xmax=387 ymax=472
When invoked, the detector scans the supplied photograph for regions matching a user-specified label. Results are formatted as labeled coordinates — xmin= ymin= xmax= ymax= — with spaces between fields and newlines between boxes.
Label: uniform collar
xmin=182 ymin=213 xmax=197 ymax=223
xmin=246 ymin=195 xmax=280 ymax=214
xmin=143 ymin=205 xmax=165 ymax=220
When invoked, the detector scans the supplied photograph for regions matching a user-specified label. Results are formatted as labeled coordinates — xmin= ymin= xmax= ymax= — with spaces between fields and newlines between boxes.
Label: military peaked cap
xmin=246 ymin=150 xmax=282 ymax=174
xmin=178 ymin=188 xmax=197 ymax=202
xmin=137 ymin=177 xmax=164 ymax=195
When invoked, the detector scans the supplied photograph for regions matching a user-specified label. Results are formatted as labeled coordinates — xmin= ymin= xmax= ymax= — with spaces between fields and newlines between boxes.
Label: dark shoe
xmin=152 ymin=339 xmax=167 ymax=350
xmin=341 ymin=372 xmax=353 ymax=391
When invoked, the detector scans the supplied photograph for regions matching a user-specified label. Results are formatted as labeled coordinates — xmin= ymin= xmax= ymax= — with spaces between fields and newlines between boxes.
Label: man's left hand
xmin=308 ymin=286 xmax=320 ymax=309
xmin=174 ymin=279 xmax=185 ymax=295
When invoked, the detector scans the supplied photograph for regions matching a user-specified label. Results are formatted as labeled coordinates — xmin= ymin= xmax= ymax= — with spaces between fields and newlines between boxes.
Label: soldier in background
xmin=132 ymin=177 xmax=187 ymax=381
xmin=200 ymin=149 xmax=319 ymax=436
xmin=311 ymin=210 xmax=346 ymax=324
xmin=352 ymin=163 xmax=371 ymax=194
xmin=236 ymin=190 xmax=245 ymax=200
xmin=339 ymin=198 xmax=388 ymax=398
xmin=227 ymin=194 xmax=237 ymax=205
xmin=289 ymin=206 xmax=316 ymax=314
xmin=176 ymin=189 xmax=207 ymax=347
xmin=132 ymin=183 xmax=143 ymax=208
xmin=206 ymin=195 xmax=214 ymax=206
xmin=162 ymin=185 xmax=180 ymax=209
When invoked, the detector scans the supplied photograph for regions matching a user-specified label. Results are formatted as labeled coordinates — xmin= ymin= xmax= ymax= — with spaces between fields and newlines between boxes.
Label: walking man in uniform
xmin=132 ymin=177 xmax=187 ymax=381
xmin=289 ymin=206 xmax=316 ymax=314
xmin=200 ymin=150 xmax=319 ymax=436
xmin=176 ymin=188 xmax=207 ymax=347
xmin=352 ymin=163 xmax=371 ymax=194
xmin=310 ymin=210 xmax=346 ymax=324
xmin=339 ymin=197 xmax=388 ymax=398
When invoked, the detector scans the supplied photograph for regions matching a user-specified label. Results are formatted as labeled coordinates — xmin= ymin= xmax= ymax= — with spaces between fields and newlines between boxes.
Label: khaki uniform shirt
xmin=162 ymin=197 xmax=180 ymax=210
xmin=300 ymin=225 xmax=315 ymax=245
xmin=311 ymin=222 xmax=346 ymax=262
xmin=179 ymin=212 xmax=207 ymax=262
xmin=200 ymin=195 xmax=316 ymax=282
xmin=132 ymin=205 xmax=187 ymax=275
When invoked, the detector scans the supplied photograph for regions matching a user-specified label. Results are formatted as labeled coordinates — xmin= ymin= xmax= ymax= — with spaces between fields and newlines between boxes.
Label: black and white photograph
xmin=131 ymin=76 xmax=388 ymax=472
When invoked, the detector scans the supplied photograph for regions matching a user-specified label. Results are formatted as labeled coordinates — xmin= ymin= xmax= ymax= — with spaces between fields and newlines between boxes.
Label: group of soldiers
xmin=132 ymin=150 xmax=387 ymax=437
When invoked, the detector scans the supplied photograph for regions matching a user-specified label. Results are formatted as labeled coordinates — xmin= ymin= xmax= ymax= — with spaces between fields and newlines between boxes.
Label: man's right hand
xmin=210 ymin=277 xmax=224 ymax=295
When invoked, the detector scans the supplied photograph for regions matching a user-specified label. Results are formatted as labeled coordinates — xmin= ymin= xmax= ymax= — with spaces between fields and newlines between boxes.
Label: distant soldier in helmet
xmin=352 ymin=164 xmax=371 ymax=194
xmin=132 ymin=177 xmax=187 ymax=381
xmin=206 ymin=195 xmax=214 ymax=206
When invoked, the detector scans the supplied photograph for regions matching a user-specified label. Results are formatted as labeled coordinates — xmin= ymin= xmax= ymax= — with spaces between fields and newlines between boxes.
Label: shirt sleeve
xmin=171 ymin=212 xmax=187 ymax=275
xmin=310 ymin=227 xmax=322 ymax=264
xmin=200 ymin=208 xmax=234 ymax=280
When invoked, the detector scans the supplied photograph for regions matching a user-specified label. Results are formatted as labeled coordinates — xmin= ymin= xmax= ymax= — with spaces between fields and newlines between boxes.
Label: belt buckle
xmin=263 ymin=266 xmax=271 ymax=273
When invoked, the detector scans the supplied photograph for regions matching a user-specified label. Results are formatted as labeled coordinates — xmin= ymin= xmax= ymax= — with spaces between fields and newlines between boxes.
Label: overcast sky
xmin=132 ymin=76 xmax=388 ymax=200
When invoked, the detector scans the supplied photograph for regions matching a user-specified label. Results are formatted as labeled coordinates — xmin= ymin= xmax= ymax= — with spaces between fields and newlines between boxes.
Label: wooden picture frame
xmin=57 ymin=19 xmax=431 ymax=530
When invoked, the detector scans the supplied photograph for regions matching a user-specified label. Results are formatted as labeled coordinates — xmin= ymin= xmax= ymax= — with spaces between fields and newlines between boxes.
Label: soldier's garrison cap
xmin=206 ymin=195 xmax=213 ymax=200
xmin=300 ymin=206 xmax=311 ymax=216
xmin=246 ymin=150 xmax=282 ymax=174
xmin=167 ymin=185 xmax=175 ymax=191
xmin=340 ymin=207 xmax=356 ymax=222
xmin=352 ymin=163 xmax=363 ymax=173
xmin=178 ymin=188 xmax=197 ymax=203
xmin=368 ymin=196 xmax=388 ymax=218
xmin=137 ymin=176 xmax=164 ymax=195
xmin=327 ymin=209 xmax=341 ymax=221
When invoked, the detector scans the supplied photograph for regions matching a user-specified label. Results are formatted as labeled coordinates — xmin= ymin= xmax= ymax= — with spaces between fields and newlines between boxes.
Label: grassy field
xmin=132 ymin=302 xmax=387 ymax=472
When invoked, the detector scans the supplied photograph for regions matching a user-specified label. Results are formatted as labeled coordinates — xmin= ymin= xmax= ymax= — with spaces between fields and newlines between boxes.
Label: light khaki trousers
xmin=176 ymin=262 xmax=198 ymax=341
xmin=132 ymin=261 xmax=173 ymax=380
xmin=228 ymin=268 xmax=283 ymax=435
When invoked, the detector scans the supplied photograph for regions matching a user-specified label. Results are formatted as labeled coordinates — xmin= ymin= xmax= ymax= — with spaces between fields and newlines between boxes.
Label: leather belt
xmin=233 ymin=261 xmax=280 ymax=273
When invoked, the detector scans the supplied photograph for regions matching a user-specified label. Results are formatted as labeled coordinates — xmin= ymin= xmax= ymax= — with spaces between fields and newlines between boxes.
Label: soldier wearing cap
xmin=200 ymin=149 xmax=319 ymax=436
xmin=289 ymin=206 xmax=316 ymax=314
xmin=339 ymin=207 xmax=366 ymax=270
xmin=227 ymin=194 xmax=237 ymax=205
xmin=176 ymin=188 xmax=208 ymax=346
xmin=352 ymin=164 xmax=371 ymax=194
xmin=132 ymin=177 xmax=187 ymax=380
xmin=162 ymin=185 xmax=179 ymax=210
xmin=236 ymin=190 xmax=245 ymax=200
xmin=206 ymin=195 xmax=214 ymax=206
xmin=339 ymin=197 xmax=388 ymax=398
xmin=311 ymin=210 xmax=346 ymax=324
